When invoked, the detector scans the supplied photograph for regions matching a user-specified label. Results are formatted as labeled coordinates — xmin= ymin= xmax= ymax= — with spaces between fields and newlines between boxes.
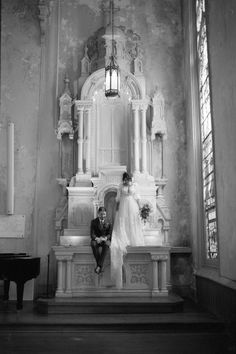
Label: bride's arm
xmin=115 ymin=183 xmax=122 ymax=210
xmin=132 ymin=183 xmax=141 ymax=208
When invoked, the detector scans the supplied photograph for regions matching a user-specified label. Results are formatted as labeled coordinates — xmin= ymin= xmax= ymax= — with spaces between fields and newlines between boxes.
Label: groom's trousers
xmin=91 ymin=240 xmax=109 ymax=269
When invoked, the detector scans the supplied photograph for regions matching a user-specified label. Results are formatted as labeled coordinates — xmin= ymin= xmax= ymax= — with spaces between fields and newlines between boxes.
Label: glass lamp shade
xmin=105 ymin=57 xmax=120 ymax=98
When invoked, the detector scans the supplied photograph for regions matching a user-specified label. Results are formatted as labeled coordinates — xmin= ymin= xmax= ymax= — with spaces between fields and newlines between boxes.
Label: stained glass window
xmin=196 ymin=0 xmax=218 ymax=259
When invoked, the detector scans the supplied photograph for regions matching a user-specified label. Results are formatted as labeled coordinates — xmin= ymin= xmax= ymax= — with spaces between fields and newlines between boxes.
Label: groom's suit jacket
xmin=90 ymin=217 xmax=112 ymax=241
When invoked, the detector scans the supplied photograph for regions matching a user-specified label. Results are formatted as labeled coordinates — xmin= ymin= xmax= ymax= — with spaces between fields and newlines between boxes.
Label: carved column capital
xmin=75 ymin=100 xmax=93 ymax=112
xmin=131 ymin=99 xmax=148 ymax=111
xmin=150 ymin=254 xmax=168 ymax=262
xmin=57 ymin=255 xmax=73 ymax=261
xmin=139 ymin=100 xmax=149 ymax=112
xmin=76 ymin=106 xmax=84 ymax=113
xmin=131 ymin=100 xmax=141 ymax=111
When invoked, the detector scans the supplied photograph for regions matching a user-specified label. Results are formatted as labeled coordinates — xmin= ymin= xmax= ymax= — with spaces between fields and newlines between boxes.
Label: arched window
xmin=195 ymin=0 xmax=218 ymax=260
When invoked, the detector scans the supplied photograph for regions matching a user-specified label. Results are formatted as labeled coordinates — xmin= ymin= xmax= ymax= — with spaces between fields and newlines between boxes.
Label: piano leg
xmin=16 ymin=282 xmax=24 ymax=310
xmin=3 ymin=280 xmax=10 ymax=301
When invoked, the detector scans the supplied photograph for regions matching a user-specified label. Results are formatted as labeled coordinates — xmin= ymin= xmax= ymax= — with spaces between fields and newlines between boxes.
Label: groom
xmin=90 ymin=207 xmax=112 ymax=274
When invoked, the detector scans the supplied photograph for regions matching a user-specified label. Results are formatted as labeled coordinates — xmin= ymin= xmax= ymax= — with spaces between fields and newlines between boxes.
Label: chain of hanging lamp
xmin=111 ymin=0 xmax=114 ymax=57
xmin=105 ymin=0 xmax=120 ymax=98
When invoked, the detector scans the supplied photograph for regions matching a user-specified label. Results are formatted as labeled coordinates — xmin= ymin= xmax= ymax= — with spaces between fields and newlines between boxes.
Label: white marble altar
xmin=52 ymin=245 xmax=169 ymax=297
xmin=53 ymin=24 xmax=170 ymax=297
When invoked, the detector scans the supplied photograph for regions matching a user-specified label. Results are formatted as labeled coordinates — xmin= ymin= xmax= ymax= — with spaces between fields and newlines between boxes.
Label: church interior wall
xmin=1 ymin=0 xmax=191 ymax=296
xmin=183 ymin=0 xmax=236 ymax=320
xmin=207 ymin=0 xmax=236 ymax=282
xmin=0 ymin=0 xmax=41 ymax=257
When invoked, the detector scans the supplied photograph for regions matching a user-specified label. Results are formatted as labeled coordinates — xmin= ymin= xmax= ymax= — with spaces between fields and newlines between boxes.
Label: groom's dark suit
xmin=90 ymin=217 xmax=112 ymax=271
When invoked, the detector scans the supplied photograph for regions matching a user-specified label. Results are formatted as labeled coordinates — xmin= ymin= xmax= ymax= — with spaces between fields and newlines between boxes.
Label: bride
xmin=110 ymin=172 xmax=145 ymax=289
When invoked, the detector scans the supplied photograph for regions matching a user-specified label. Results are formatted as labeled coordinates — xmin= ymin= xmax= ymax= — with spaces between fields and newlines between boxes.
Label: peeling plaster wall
xmin=0 ymin=0 xmax=40 ymax=255
xmin=0 ymin=0 xmax=61 ymax=294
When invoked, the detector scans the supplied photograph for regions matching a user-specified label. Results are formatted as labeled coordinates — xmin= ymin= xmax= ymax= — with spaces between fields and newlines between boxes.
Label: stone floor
xmin=0 ymin=299 xmax=235 ymax=354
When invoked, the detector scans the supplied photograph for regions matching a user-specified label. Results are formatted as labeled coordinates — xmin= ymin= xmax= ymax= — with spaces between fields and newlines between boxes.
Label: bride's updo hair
xmin=122 ymin=172 xmax=132 ymax=182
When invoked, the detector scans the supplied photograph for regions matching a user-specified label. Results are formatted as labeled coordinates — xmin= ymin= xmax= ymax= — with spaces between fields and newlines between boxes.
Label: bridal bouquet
xmin=140 ymin=203 xmax=153 ymax=223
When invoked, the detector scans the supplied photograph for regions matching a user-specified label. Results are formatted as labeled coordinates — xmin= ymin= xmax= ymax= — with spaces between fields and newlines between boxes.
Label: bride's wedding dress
xmin=110 ymin=183 xmax=145 ymax=289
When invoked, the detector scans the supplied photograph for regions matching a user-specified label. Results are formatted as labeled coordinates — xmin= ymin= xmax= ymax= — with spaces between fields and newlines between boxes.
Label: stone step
xmin=36 ymin=294 xmax=184 ymax=315
xmin=0 ymin=299 xmax=225 ymax=335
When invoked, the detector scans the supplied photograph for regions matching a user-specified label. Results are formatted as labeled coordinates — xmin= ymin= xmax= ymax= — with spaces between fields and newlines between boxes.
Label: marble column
xmin=140 ymin=104 xmax=147 ymax=173
xmin=151 ymin=255 xmax=160 ymax=296
xmin=56 ymin=259 xmax=64 ymax=295
xmin=132 ymin=103 xmax=140 ymax=173
xmin=65 ymin=257 xmax=72 ymax=295
xmin=77 ymin=107 xmax=84 ymax=175
xmin=86 ymin=107 xmax=91 ymax=174
xmin=160 ymin=256 xmax=168 ymax=293
xmin=160 ymin=135 xmax=164 ymax=178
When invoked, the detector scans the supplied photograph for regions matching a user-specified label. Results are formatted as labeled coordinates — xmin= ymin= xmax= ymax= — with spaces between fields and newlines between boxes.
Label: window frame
xmin=194 ymin=0 xmax=219 ymax=267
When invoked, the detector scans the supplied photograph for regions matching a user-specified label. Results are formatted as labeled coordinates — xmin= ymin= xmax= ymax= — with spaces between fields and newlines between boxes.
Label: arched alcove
xmin=76 ymin=68 xmax=145 ymax=175
xmin=80 ymin=68 xmax=143 ymax=100
xmin=104 ymin=190 xmax=117 ymax=225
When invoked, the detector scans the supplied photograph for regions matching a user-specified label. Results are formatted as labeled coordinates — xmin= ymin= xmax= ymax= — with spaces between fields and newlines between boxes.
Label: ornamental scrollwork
xmin=129 ymin=264 xmax=149 ymax=286
xmin=74 ymin=264 xmax=95 ymax=286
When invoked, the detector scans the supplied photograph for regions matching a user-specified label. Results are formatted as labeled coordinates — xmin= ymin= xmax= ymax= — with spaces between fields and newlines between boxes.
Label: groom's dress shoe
xmin=95 ymin=266 xmax=101 ymax=274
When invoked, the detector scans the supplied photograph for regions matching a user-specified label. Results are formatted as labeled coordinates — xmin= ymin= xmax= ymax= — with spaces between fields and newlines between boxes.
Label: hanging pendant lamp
xmin=105 ymin=0 xmax=120 ymax=98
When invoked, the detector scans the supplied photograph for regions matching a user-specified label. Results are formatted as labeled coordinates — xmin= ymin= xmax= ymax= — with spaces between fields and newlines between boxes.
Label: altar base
xmin=52 ymin=245 xmax=170 ymax=298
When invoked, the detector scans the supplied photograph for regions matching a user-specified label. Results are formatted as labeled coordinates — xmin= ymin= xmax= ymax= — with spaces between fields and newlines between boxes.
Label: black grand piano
xmin=0 ymin=253 xmax=40 ymax=310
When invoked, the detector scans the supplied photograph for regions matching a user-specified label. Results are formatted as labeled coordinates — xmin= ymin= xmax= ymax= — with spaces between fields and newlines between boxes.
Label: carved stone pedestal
xmin=53 ymin=245 xmax=170 ymax=298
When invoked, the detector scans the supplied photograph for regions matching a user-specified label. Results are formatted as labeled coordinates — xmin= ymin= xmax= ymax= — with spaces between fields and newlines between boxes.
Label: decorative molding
xmin=129 ymin=264 xmax=149 ymax=286
xmin=85 ymin=24 xmax=143 ymax=75
xmin=151 ymin=254 xmax=168 ymax=261
xmin=75 ymin=100 xmax=93 ymax=112
xmin=57 ymin=255 xmax=73 ymax=261
xmin=74 ymin=264 xmax=95 ymax=287
xmin=56 ymin=121 xmax=74 ymax=140
xmin=131 ymin=99 xmax=148 ymax=111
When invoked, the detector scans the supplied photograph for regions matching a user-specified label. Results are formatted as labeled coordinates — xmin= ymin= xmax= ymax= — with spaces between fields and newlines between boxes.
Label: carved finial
xmin=64 ymin=74 xmax=71 ymax=95
xmin=85 ymin=45 xmax=89 ymax=58
xmin=56 ymin=74 xmax=74 ymax=140
xmin=81 ymin=45 xmax=91 ymax=76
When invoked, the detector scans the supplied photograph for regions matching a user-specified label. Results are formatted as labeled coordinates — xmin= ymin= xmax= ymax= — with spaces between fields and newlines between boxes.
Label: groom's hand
xmin=100 ymin=236 xmax=107 ymax=242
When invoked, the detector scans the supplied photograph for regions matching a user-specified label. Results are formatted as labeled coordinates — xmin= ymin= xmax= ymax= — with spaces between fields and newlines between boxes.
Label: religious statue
xmin=151 ymin=88 xmax=167 ymax=140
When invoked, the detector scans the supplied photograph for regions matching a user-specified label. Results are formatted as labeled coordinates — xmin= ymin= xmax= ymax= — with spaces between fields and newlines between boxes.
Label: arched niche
xmin=80 ymin=68 xmax=143 ymax=100
xmin=95 ymin=183 xmax=118 ymax=225
xmin=104 ymin=190 xmax=117 ymax=225
xmin=77 ymin=68 xmax=145 ymax=175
